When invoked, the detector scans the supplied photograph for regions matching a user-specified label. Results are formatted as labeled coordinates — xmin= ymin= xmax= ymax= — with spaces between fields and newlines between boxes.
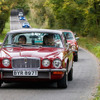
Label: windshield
xmin=23 ymin=22 xmax=29 ymax=25
xmin=3 ymin=32 xmax=63 ymax=48
xmin=63 ymin=32 xmax=74 ymax=40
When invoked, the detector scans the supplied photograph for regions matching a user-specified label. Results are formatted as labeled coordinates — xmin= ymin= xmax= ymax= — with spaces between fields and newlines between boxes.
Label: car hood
xmin=1 ymin=47 xmax=63 ymax=59
xmin=67 ymin=39 xmax=76 ymax=45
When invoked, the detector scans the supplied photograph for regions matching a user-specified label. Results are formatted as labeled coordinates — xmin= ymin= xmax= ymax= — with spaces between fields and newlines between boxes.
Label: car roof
xmin=59 ymin=29 xmax=73 ymax=32
xmin=23 ymin=22 xmax=29 ymax=24
xmin=19 ymin=12 xmax=23 ymax=13
xmin=7 ymin=29 xmax=62 ymax=35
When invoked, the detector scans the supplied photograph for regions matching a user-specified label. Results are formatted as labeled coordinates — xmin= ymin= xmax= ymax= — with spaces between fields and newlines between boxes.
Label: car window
xmin=63 ymin=32 xmax=74 ymax=40
xmin=24 ymin=22 xmax=29 ymax=25
xmin=3 ymin=32 xmax=63 ymax=48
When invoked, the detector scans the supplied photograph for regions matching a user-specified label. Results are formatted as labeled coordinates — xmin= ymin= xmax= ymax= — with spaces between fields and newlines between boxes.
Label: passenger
xmin=18 ymin=35 xmax=26 ymax=44
xmin=43 ymin=34 xmax=55 ymax=46
xmin=65 ymin=33 xmax=70 ymax=39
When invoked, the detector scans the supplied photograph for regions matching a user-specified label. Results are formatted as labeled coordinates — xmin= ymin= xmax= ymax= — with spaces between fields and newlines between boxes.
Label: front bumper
xmin=0 ymin=68 xmax=66 ymax=81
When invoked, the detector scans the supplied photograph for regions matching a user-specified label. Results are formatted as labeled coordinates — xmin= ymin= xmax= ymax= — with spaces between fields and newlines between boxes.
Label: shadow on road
xmin=0 ymin=82 xmax=64 ymax=90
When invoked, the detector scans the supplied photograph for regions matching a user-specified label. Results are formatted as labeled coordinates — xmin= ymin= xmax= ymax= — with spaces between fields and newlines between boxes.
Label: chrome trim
xmin=11 ymin=57 xmax=40 ymax=69
xmin=0 ymin=68 xmax=66 ymax=72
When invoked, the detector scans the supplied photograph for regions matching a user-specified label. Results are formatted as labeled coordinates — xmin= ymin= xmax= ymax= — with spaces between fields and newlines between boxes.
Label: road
xmin=0 ymin=47 xmax=99 ymax=100
xmin=10 ymin=16 xmax=22 ymax=30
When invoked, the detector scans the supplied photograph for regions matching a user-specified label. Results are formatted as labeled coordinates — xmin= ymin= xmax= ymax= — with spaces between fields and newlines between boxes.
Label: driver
xmin=18 ymin=35 xmax=26 ymax=44
xmin=43 ymin=34 xmax=55 ymax=46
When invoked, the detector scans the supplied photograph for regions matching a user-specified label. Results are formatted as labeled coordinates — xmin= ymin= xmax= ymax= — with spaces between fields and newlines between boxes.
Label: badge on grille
xmin=24 ymin=58 xmax=27 ymax=63
xmin=24 ymin=58 xmax=27 ymax=68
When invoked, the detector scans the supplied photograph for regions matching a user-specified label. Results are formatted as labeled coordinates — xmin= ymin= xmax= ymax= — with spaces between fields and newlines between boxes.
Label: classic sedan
xmin=0 ymin=29 xmax=73 ymax=88
xmin=60 ymin=29 xmax=79 ymax=62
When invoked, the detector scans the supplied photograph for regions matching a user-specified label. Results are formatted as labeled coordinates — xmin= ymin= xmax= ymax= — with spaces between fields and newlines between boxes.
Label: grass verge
xmin=79 ymin=36 xmax=100 ymax=60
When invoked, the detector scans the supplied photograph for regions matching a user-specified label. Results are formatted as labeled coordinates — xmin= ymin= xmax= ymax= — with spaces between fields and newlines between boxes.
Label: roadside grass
xmin=93 ymin=86 xmax=100 ymax=100
xmin=79 ymin=36 xmax=100 ymax=60
xmin=0 ymin=19 xmax=10 ymax=43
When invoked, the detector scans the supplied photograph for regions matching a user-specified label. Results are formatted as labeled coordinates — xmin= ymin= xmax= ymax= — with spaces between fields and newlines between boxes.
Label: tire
xmin=68 ymin=67 xmax=73 ymax=81
xmin=57 ymin=72 xmax=68 ymax=88
xmin=0 ymin=81 xmax=2 ymax=87
xmin=74 ymin=52 xmax=78 ymax=62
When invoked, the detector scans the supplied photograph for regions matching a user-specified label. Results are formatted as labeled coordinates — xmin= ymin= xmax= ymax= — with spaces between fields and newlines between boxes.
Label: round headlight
xmin=72 ymin=45 xmax=76 ymax=50
xmin=42 ymin=59 xmax=50 ymax=67
xmin=53 ymin=59 xmax=62 ymax=68
xmin=2 ymin=59 xmax=10 ymax=67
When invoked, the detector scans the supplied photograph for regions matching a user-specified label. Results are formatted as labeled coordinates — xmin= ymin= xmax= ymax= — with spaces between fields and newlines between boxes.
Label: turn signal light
xmin=53 ymin=71 xmax=64 ymax=75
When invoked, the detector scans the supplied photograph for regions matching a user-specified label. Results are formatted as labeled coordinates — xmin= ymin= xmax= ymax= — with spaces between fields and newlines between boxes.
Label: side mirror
xmin=75 ymin=37 xmax=79 ymax=40
xmin=0 ymin=42 xmax=2 ymax=46
xmin=74 ymin=33 xmax=76 ymax=37
xmin=66 ymin=42 xmax=71 ymax=49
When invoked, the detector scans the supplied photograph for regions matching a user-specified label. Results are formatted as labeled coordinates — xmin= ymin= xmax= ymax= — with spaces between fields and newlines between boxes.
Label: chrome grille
xmin=12 ymin=57 xmax=40 ymax=68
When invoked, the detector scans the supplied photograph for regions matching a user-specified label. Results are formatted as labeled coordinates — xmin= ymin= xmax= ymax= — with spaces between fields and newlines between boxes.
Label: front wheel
xmin=74 ymin=52 xmax=78 ymax=62
xmin=0 ymin=81 xmax=3 ymax=88
xmin=57 ymin=72 xmax=68 ymax=88
xmin=68 ymin=67 xmax=73 ymax=81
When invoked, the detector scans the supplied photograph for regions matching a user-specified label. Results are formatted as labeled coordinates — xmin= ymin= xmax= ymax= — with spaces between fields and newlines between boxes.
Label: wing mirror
xmin=0 ymin=42 xmax=2 ymax=46
xmin=66 ymin=42 xmax=71 ymax=49
xmin=75 ymin=37 xmax=79 ymax=40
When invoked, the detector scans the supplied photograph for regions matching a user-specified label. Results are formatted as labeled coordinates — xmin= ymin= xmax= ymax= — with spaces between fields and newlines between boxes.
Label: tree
xmin=0 ymin=0 xmax=19 ymax=33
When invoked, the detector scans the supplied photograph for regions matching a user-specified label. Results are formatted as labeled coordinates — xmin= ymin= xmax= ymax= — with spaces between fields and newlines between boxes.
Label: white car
xmin=22 ymin=22 xmax=30 ymax=28
xmin=18 ymin=12 xmax=23 ymax=17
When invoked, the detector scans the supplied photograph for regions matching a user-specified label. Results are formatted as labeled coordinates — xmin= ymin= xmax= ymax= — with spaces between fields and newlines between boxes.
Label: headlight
xmin=2 ymin=59 xmax=10 ymax=67
xmin=53 ymin=59 xmax=62 ymax=68
xmin=42 ymin=59 xmax=50 ymax=67
xmin=72 ymin=45 xmax=76 ymax=50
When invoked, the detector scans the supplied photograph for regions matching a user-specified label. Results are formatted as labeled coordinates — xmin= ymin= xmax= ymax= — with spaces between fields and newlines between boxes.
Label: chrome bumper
xmin=0 ymin=68 xmax=66 ymax=72
xmin=0 ymin=68 xmax=66 ymax=79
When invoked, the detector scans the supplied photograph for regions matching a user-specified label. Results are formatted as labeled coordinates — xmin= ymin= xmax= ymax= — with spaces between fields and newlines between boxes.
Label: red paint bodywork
xmin=59 ymin=30 xmax=79 ymax=51
xmin=59 ymin=30 xmax=79 ymax=61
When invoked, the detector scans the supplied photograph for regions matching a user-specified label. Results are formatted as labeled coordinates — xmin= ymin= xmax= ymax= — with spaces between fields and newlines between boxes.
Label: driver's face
xmin=19 ymin=37 xmax=26 ymax=44
xmin=45 ymin=38 xmax=54 ymax=46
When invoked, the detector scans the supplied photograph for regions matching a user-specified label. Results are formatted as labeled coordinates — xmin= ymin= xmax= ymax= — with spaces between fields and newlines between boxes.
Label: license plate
xmin=13 ymin=70 xmax=38 ymax=76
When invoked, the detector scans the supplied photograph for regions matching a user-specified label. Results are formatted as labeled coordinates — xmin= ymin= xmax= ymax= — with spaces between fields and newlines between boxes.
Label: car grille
xmin=12 ymin=57 xmax=40 ymax=68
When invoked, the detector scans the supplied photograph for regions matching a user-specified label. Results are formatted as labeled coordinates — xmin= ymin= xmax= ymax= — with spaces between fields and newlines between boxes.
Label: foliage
xmin=0 ymin=17 xmax=10 ymax=42
xmin=0 ymin=0 xmax=19 ymax=34
xmin=79 ymin=36 xmax=100 ymax=60
xmin=13 ymin=0 xmax=29 ymax=15
xmin=27 ymin=0 xmax=100 ymax=38
xmin=27 ymin=0 xmax=55 ymax=28
xmin=94 ymin=86 xmax=100 ymax=100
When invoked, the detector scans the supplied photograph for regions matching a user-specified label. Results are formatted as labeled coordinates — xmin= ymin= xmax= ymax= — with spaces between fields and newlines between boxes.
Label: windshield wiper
xmin=3 ymin=44 xmax=43 ymax=48
xmin=3 ymin=44 xmax=21 ymax=47
xmin=21 ymin=44 xmax=42 ymax=47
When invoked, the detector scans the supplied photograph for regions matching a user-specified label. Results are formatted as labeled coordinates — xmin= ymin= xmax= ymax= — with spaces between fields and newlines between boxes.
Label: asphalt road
xmin=0 ymin=47 xmax=99 ymax=100
xmin=10 ymin=16 xmax=22 ymax=30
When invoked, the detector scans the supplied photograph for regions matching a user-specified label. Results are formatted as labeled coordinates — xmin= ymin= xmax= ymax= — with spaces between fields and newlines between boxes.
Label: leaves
xmin=0 ymin=0 xmax=20 ymax=33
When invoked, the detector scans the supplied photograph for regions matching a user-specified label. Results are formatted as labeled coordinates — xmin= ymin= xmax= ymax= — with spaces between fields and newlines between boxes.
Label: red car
xmin=60 ymin=30 xmax=79 ymax=62
xmin=0 ymin=29 xmax=73 ymax=88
